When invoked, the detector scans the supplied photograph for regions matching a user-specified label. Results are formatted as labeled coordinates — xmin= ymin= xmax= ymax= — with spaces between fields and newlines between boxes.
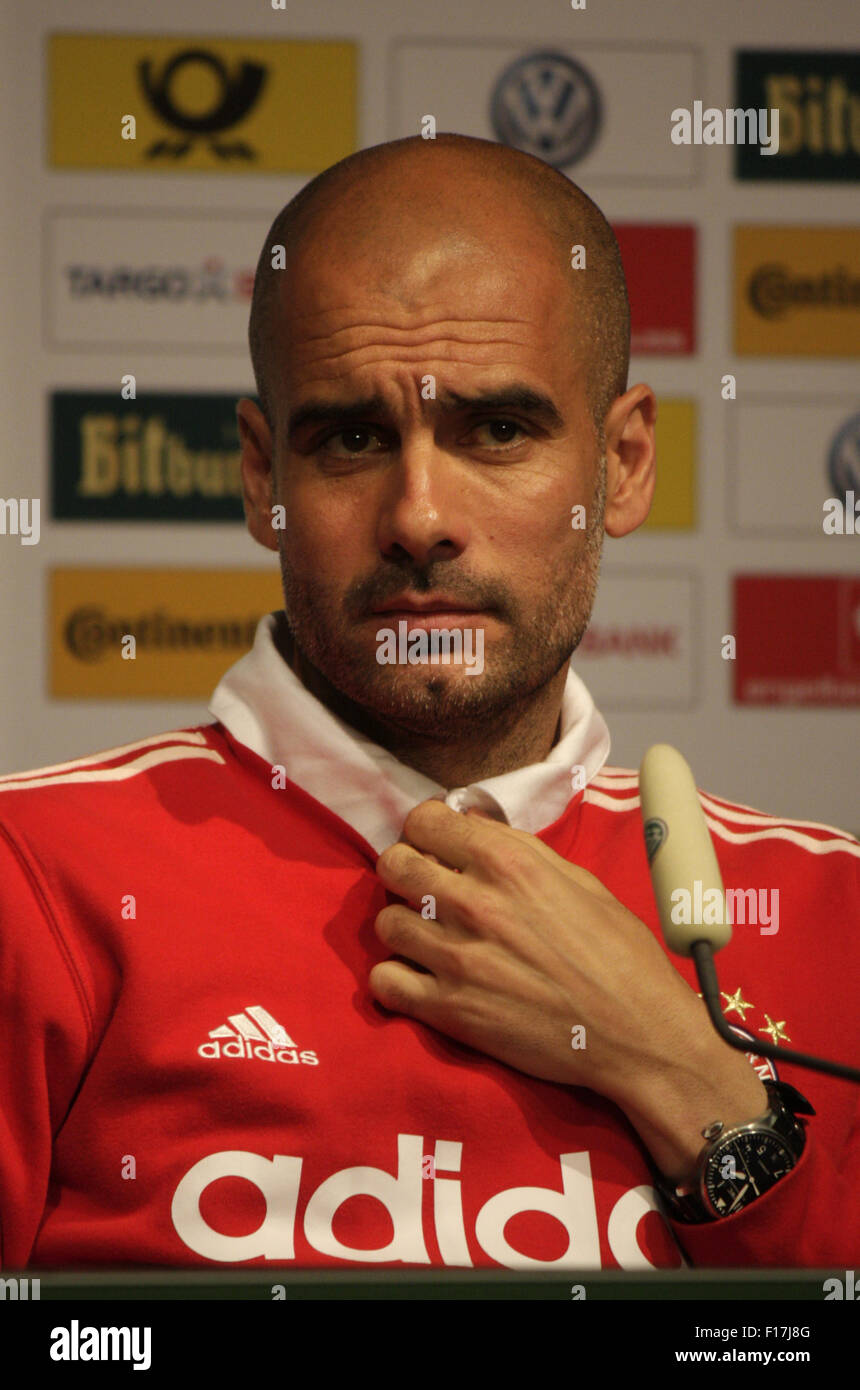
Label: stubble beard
xmin=277 ymin=460 xmax=606 ymax=740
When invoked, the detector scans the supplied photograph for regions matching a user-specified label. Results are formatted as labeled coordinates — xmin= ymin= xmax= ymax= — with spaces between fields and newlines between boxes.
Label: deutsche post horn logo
xmin=138 ymin=48 xmax=267 ymax=160
xmin=490 ymin=50 xmax=602 ymax=169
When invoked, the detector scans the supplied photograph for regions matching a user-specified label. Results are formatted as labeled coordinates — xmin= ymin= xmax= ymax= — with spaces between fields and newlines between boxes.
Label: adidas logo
xmin=198 ymin=1005 xmax=318 ymax=1065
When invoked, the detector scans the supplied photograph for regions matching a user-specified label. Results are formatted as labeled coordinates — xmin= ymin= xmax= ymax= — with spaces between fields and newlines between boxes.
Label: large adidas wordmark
xmin=171 ymin=1135 xmax=683 ymax=1270
xmin=198 ymin=1005 xmax=318 ymax=1065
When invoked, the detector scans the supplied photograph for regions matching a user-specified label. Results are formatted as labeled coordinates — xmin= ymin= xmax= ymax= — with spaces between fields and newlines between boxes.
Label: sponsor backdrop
xmin=0 ymin=2 xmax=856 ymax=834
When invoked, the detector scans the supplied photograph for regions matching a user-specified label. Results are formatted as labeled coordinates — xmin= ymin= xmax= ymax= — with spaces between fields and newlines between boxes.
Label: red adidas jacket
xmin=0 ymin=621 xmax=857 ymax=1271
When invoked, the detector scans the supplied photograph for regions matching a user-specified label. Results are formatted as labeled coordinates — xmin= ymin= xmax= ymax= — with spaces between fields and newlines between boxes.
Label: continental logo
xmin=51 ymin=392 xmax=245 ymax=521
xmin=48 ymin=34 xmax=355 ymax=172
xmin=735 ymin=51 xmax=860 ymax=181
xmin=50 ymin=569 xmax=282 ymax=698
xmin=748 ymin=264 xmax=860 ymax=319
xmin=734 ymin=226 xmax=860 ymax=356
xmin=64 ymin=608 xmax=259 ymax=663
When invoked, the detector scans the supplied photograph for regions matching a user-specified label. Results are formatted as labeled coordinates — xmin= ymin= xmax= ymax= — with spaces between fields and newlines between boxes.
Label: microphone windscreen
xmin=639 ymin=743 xmax=732 ymax=957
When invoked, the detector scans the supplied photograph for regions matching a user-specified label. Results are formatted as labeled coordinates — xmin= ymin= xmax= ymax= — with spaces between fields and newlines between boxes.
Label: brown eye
xmin=322 ymin=427 xmax=384 ymax=458
xmin=473 ymin=419 xmax=526 ymax=447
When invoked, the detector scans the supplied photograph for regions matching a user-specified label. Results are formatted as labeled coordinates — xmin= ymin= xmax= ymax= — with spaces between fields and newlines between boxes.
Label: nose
xmin=375 ymin=435 xmax=470 ymax=567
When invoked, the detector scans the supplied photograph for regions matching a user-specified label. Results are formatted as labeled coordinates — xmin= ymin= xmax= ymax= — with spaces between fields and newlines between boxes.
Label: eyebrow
xmin=442 ymin=387 xmax=565 ymax=431
xmin=286 ymin=385 xmax=565 ymax=439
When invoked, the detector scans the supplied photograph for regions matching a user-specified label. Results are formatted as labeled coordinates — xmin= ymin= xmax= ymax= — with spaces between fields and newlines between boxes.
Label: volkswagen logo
xmin=490 ymin=50 xmax=602 ymax=168
xmin=827 ymin=411 xmax=860 ymax=508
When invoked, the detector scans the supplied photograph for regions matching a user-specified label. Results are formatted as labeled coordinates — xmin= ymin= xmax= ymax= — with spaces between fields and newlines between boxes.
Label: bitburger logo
xmin=138 ymin=47 xmax=268 ymax=160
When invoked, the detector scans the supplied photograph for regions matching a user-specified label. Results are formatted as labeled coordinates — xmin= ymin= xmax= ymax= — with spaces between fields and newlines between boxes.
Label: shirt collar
xmin=208 ymin=611 xmax=611 ymax=853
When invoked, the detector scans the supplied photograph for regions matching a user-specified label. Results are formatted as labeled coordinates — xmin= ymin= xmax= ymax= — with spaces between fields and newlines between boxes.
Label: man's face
xmin=248 ymin=193 xmax=607 ymax=738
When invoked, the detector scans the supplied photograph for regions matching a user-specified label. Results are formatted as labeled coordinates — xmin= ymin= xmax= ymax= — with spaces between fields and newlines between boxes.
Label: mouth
xmin=372 ymin=594 xmax=485 ymax=613
xmin=369 ymin=596 xmax=491 ymax=629
xmin=372 ymin=611 xmax=491 ymax=630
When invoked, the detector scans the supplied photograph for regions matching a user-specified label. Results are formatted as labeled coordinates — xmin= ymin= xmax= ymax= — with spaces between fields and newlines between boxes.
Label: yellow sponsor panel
xmin=735 ymin=226 xmax=860 ymax=357
xmin=642 ymin=399 xmax=696 ymax=529
xmin=49 ymin=34 xmax=356 ymax=171
xmin=51 ymin=569 xmax=283 ymax=698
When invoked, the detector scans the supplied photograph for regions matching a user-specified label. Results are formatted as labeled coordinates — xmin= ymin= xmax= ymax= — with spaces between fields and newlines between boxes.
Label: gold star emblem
xmin=721 ymin=987 xmax=754 ymax=1021
xmin=761 ymin=1014 xmax=790 ymax=1046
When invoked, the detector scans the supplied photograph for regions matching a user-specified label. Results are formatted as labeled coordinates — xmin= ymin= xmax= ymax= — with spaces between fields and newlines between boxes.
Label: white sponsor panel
xmin=44 ymin=209 xmax=276 ymax=350
xmin=389 ymin=41 xmax=697 ymax=182
xmin=730 ymin=397 xmax=859 ymax=534
xmin=573 ymin=571 xmax=696 ymax=707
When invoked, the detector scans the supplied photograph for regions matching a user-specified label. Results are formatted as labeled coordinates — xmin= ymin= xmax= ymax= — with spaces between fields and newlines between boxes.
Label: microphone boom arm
xmin=691 ymin=939 xmax=860 ymax=1083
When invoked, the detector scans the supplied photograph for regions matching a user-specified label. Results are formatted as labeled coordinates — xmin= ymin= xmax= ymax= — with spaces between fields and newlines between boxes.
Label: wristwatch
xmin=655 ymin=1080 xmax=815 ymax=1223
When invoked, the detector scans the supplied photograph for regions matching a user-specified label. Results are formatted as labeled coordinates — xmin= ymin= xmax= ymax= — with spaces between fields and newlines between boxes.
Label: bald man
xmin=0 ymin=135 xmax=857 ymax=1275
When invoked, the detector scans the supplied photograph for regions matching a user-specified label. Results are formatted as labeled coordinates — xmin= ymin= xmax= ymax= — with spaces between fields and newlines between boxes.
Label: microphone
xmin=639 ymin=743 xmax=860 ymax=1085
xmin=639 ymin=744 xmax=731 ymax=956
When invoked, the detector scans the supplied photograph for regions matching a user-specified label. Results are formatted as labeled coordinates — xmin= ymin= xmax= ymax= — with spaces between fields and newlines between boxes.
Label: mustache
xmin=349 ymin=571 xmax=508 ymax=618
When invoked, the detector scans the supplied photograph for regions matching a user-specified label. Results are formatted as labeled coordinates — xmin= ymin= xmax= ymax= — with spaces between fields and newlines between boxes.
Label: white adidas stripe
xmin=594 ymin=778 xmax=855 ymax=839
xmin=701 ymin=792 xmax=857 ymax=842
xmin=583 ymin=787 xmax=860 ymax=858
xmin=210 ymin=1008 xmax=296 ymax=1048
xmin=0 ymin=729 xmax=213 ymax=785
xmin=703 ymin=814 xmax=860 ymax=858
xmin=592 ymin=773 xmax=857 ymax=841
xmin=587 ymin=785 xmax=860 ymax=855
xmin=0 ymin=742 xmax=225 ymax=794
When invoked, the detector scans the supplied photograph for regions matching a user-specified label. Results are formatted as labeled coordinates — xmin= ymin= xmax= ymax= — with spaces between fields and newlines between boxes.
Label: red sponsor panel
xmin=613 ymin=224 xmax=696 ymax=355
xmin=734 ymin=574 xmax=860 ymax=706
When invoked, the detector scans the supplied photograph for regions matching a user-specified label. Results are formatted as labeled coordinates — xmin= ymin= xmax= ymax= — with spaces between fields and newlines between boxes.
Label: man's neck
xmin=275 ymin=616 xmax=566 ymax=789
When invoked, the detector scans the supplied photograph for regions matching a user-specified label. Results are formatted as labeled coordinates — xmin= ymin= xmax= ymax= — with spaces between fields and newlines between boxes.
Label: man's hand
xmin=369 ymin=799 xmax=768 ymax=1184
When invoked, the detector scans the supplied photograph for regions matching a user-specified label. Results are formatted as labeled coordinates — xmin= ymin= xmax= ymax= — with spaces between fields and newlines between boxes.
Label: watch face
xmin=704 ymin=1132 xmax=797 ymax=1217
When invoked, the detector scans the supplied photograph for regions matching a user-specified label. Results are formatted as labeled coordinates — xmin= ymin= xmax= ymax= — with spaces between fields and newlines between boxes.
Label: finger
xmin=406 ymin=797 xmax=566 ymax=869
xmin=400 ymin=798 xmax=509 ymax=871
xmin=376 ymin=840 xmax=456 ymax=900
xmin=368 ymin=956 xmax=439 ymax=1015
xmin=398 ymin=798 xmax=617 ymax=905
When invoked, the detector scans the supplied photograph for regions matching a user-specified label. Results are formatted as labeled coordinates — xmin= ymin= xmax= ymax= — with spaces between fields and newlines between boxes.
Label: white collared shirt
xmin=209 ymin=612 xmax=611 ymax=853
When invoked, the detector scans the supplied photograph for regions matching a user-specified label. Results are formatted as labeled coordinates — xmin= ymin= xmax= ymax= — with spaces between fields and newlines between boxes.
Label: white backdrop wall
xmin=0 ymin=0 xmax=857 ymax=835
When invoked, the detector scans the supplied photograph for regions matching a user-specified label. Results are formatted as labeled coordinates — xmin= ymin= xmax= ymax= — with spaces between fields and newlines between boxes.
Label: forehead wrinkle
xmin=294 ymin=337 xmax=543 ymax=374
xmin=281 ymin=295 xmax=532 ymax=325
xmin=282 ymin=310 xmax=539 ymax=345
xmin=284 ymin=315 xmax=545 ymax=370
xmin=290 ymin=352 xmax=543 ymax=396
